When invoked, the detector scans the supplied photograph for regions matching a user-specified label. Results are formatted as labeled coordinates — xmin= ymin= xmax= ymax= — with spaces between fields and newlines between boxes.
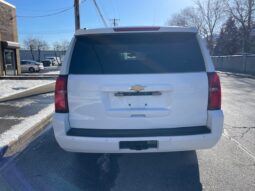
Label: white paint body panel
xmin=68 ymin=73 xmax=208 ymax=129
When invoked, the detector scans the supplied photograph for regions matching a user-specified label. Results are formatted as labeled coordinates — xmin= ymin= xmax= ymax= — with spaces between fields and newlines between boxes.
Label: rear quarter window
xmin=69 ymin=32 xmax=205 ymax=74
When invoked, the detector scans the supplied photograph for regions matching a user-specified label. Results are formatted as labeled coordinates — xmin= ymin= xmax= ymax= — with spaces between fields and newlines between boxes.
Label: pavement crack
xmin=240 ymin=127 xmax=252 ymax=138
xmin=223 ymin=130 xmax=255 ymax=161
xmin=224 ymin=123 xmax=254 ymax=138
xmin=224 ymin=123 xmax=255 ymax=129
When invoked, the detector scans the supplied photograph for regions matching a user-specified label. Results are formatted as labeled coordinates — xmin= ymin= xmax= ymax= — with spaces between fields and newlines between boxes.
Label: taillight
xmin=208 ymin=72 xmax=221 ymax=110
xmin=55 ymin=75 xmax=69 ymax=113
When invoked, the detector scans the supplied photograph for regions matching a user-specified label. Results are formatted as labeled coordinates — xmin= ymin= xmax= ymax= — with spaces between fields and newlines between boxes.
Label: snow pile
xmin=0 ymin=80 xmax=54 ymax=99
xmin=0 ymin=104 xmax=53 ymax=148
xmin=43 ymin=70 xmax=60 ymax=75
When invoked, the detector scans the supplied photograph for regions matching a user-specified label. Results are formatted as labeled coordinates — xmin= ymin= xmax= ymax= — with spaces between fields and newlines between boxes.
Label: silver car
xmin=20 ymin=60 xmax=44 ymax=73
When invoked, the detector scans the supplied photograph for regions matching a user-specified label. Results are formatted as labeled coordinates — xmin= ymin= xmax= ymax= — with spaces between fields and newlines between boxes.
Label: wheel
xmin=29 ymin=67 xmax=35 ymax=73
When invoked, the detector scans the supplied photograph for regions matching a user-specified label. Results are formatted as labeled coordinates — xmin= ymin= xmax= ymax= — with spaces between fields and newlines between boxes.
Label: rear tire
xmin=29 ymin=67 xmax=35 ymax=73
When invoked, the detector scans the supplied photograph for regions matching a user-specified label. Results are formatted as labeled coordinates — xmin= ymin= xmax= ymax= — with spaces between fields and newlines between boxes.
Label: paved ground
xmin=0 ymin=72 xmax=254 ymax=191
xmin=0 ymin=93 xmax=54 ymax=134
xmin=220 ymin=72 xmax=255 ymax=155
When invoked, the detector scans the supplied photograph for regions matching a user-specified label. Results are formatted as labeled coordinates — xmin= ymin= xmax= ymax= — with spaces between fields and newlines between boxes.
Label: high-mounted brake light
xmin=208 ymin=72 xmax=221 ymax=110
xmin=114 ymin=27 xmax=160 ymax=32
xmin=55 ymin=75 xmax=69 ymax=113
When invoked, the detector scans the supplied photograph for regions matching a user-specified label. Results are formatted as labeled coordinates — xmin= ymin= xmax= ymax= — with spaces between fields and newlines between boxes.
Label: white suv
xmin=53 ymin=26 xmax=224 ymax=153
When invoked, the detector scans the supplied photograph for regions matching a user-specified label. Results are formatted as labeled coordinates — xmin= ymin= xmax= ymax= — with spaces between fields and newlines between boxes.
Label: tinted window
xmin=69 ymin=32 xmax=205 ymax=74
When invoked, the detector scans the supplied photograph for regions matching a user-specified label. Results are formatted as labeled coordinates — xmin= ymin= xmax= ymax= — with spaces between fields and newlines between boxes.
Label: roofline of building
xmin=0 ymin=0 xmax=16 ymax=8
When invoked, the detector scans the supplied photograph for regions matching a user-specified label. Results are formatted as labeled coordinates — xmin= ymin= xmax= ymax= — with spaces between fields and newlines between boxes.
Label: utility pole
xmin=92 ymin=0 xmax=108 ymax=27
xmin=110 ymin=18 xmax=120 ymax=27
xmin=74 ymin=0 xmax=80 ymax=31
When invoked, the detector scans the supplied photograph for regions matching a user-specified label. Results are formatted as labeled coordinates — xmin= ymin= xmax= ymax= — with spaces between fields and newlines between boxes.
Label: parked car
xmin=53 ymin=26 xmax=224 ymax=153
xmin=45 ymin=57 xmax=61 ymax=66
xmin=42 ymin=60 xmax=52 ymax=67
xmin=20 ymin=60 xmax=44 ymax=73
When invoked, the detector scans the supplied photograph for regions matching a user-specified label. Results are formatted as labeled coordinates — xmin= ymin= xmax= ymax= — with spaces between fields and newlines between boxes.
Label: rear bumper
xmin=66 ymin=126 xmax=211 ymax=137
xmin=53 ymin=110 xmax=224 ymax=153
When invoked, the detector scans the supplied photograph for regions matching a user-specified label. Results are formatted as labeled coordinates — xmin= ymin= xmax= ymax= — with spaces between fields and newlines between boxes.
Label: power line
xmin=114 ymin=0 xmax=121 ymax=24
xmin=19 ymin=30 xmax=73 ymax=35
xmin=14 ymin=5 xmax=76 ymax=13
xmin=92 ymin=0 xmax=108 ymax=27
xmin=98 ymin=0 xmax=109 ymax=20
xmin=15 ymin=7 xmax=74 ymax=19
xmin=11 ymin=0 xmax=86 ymax=20
xmin=111 ymin=0 xmax=120 ymax=22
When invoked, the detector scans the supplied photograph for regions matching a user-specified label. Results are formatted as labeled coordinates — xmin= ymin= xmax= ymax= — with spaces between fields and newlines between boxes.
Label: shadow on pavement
xmin=74 ymin=153 xmax=120 ymax=191
xmin=0 ymin=128 xmax=202 ymax=191
xmin=112 ymin=151 xmax=202 ymax=191
xmin=0 ymin=93 xmax=53 ymax=134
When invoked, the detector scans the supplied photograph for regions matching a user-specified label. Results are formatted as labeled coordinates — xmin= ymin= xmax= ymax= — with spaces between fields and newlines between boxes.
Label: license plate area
xmin=119 ymin=140 xmax=158 ymax=150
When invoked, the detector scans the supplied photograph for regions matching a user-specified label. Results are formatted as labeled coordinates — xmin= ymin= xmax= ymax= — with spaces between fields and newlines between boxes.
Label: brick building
xmin=0 ymin=0 xmax=20 ymax=76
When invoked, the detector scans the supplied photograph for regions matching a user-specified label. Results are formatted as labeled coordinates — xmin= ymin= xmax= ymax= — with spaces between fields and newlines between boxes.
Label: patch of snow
xmin=0 ymin=80 xmax=54 ymax=99
xmin=0 ymin=104 xmax=53 ymax=147
xmin=0 ymin=116 xmax=25 ymax=120
xmin=42 ymin=70 xmax=60 ymax=75
xmin=0 ymin=99 xmax=35 ymax=107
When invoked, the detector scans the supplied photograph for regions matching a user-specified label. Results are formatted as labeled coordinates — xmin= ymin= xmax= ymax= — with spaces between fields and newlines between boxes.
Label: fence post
xmin=243 ymin=54 xmax=247 ymax=73
xmin=241 ymin=54 xmax=245 ymax=73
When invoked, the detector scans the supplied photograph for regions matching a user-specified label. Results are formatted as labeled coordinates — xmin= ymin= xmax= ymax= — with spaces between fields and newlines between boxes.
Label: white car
xmin=46 ymin=57 xmax=60 ymax=66
xmin=53 ymin=26 xmax=224 ymax=153
xmin=21 ymin=60 xmax=44 ymax=73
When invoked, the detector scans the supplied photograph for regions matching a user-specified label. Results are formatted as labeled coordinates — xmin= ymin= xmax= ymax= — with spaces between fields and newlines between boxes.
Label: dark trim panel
xmin=67 ymin=126 xmax=211 ymax=138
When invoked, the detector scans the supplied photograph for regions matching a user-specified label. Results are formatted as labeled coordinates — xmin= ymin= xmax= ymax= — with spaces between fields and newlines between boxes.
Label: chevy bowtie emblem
xmin=130 ymin=85 xmax=145 ymax=92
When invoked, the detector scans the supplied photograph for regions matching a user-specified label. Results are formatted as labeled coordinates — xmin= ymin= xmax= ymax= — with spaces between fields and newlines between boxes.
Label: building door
xmin=4 ymin=49 xmax=16 ymax=75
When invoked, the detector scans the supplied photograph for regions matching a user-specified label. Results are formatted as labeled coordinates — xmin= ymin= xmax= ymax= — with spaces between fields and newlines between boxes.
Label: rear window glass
xmin=69 ymin=32 xmax=205 ymax=74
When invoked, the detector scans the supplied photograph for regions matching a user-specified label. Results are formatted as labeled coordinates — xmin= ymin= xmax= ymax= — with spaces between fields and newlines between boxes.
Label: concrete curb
xmin=0 ymin=76 xmax=57 ymax=80
xmin=0 ymin=110 xmax=53 ymax=158
xmin=0 ymin=82 xmax=55 ymax=103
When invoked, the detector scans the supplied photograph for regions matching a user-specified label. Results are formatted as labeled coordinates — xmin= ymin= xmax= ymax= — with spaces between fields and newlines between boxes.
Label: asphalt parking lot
xmin=0 ymin=72 xmax=254 ymax=191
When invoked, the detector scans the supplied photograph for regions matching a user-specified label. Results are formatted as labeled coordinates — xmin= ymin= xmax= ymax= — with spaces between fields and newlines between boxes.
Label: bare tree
xmin=227 ymin=0 xmax=255 ymax=53
xmin=53 ymin=40 xmax=70 ymax=64
xmin=23 ymin=37 xmax=37 ymax=61
xmin=194 ymin=0 xmax=227 ymax=53
xmin=23 ymin=37 xmax=49 ymax=61
xmin=37 ymin=40 xmax=49 ymax=61
xmin=53 ymin=40 xmax=69 ymax=52
xmin=53 ymin=41 xmax=61 ymax=65
xmin=168 ymin=1 xmax=226 ymax=53
xmin=60 ymin=40 xmax=70 ymax=51
xmin=168 ymin=7 xmax=203 ymax=30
